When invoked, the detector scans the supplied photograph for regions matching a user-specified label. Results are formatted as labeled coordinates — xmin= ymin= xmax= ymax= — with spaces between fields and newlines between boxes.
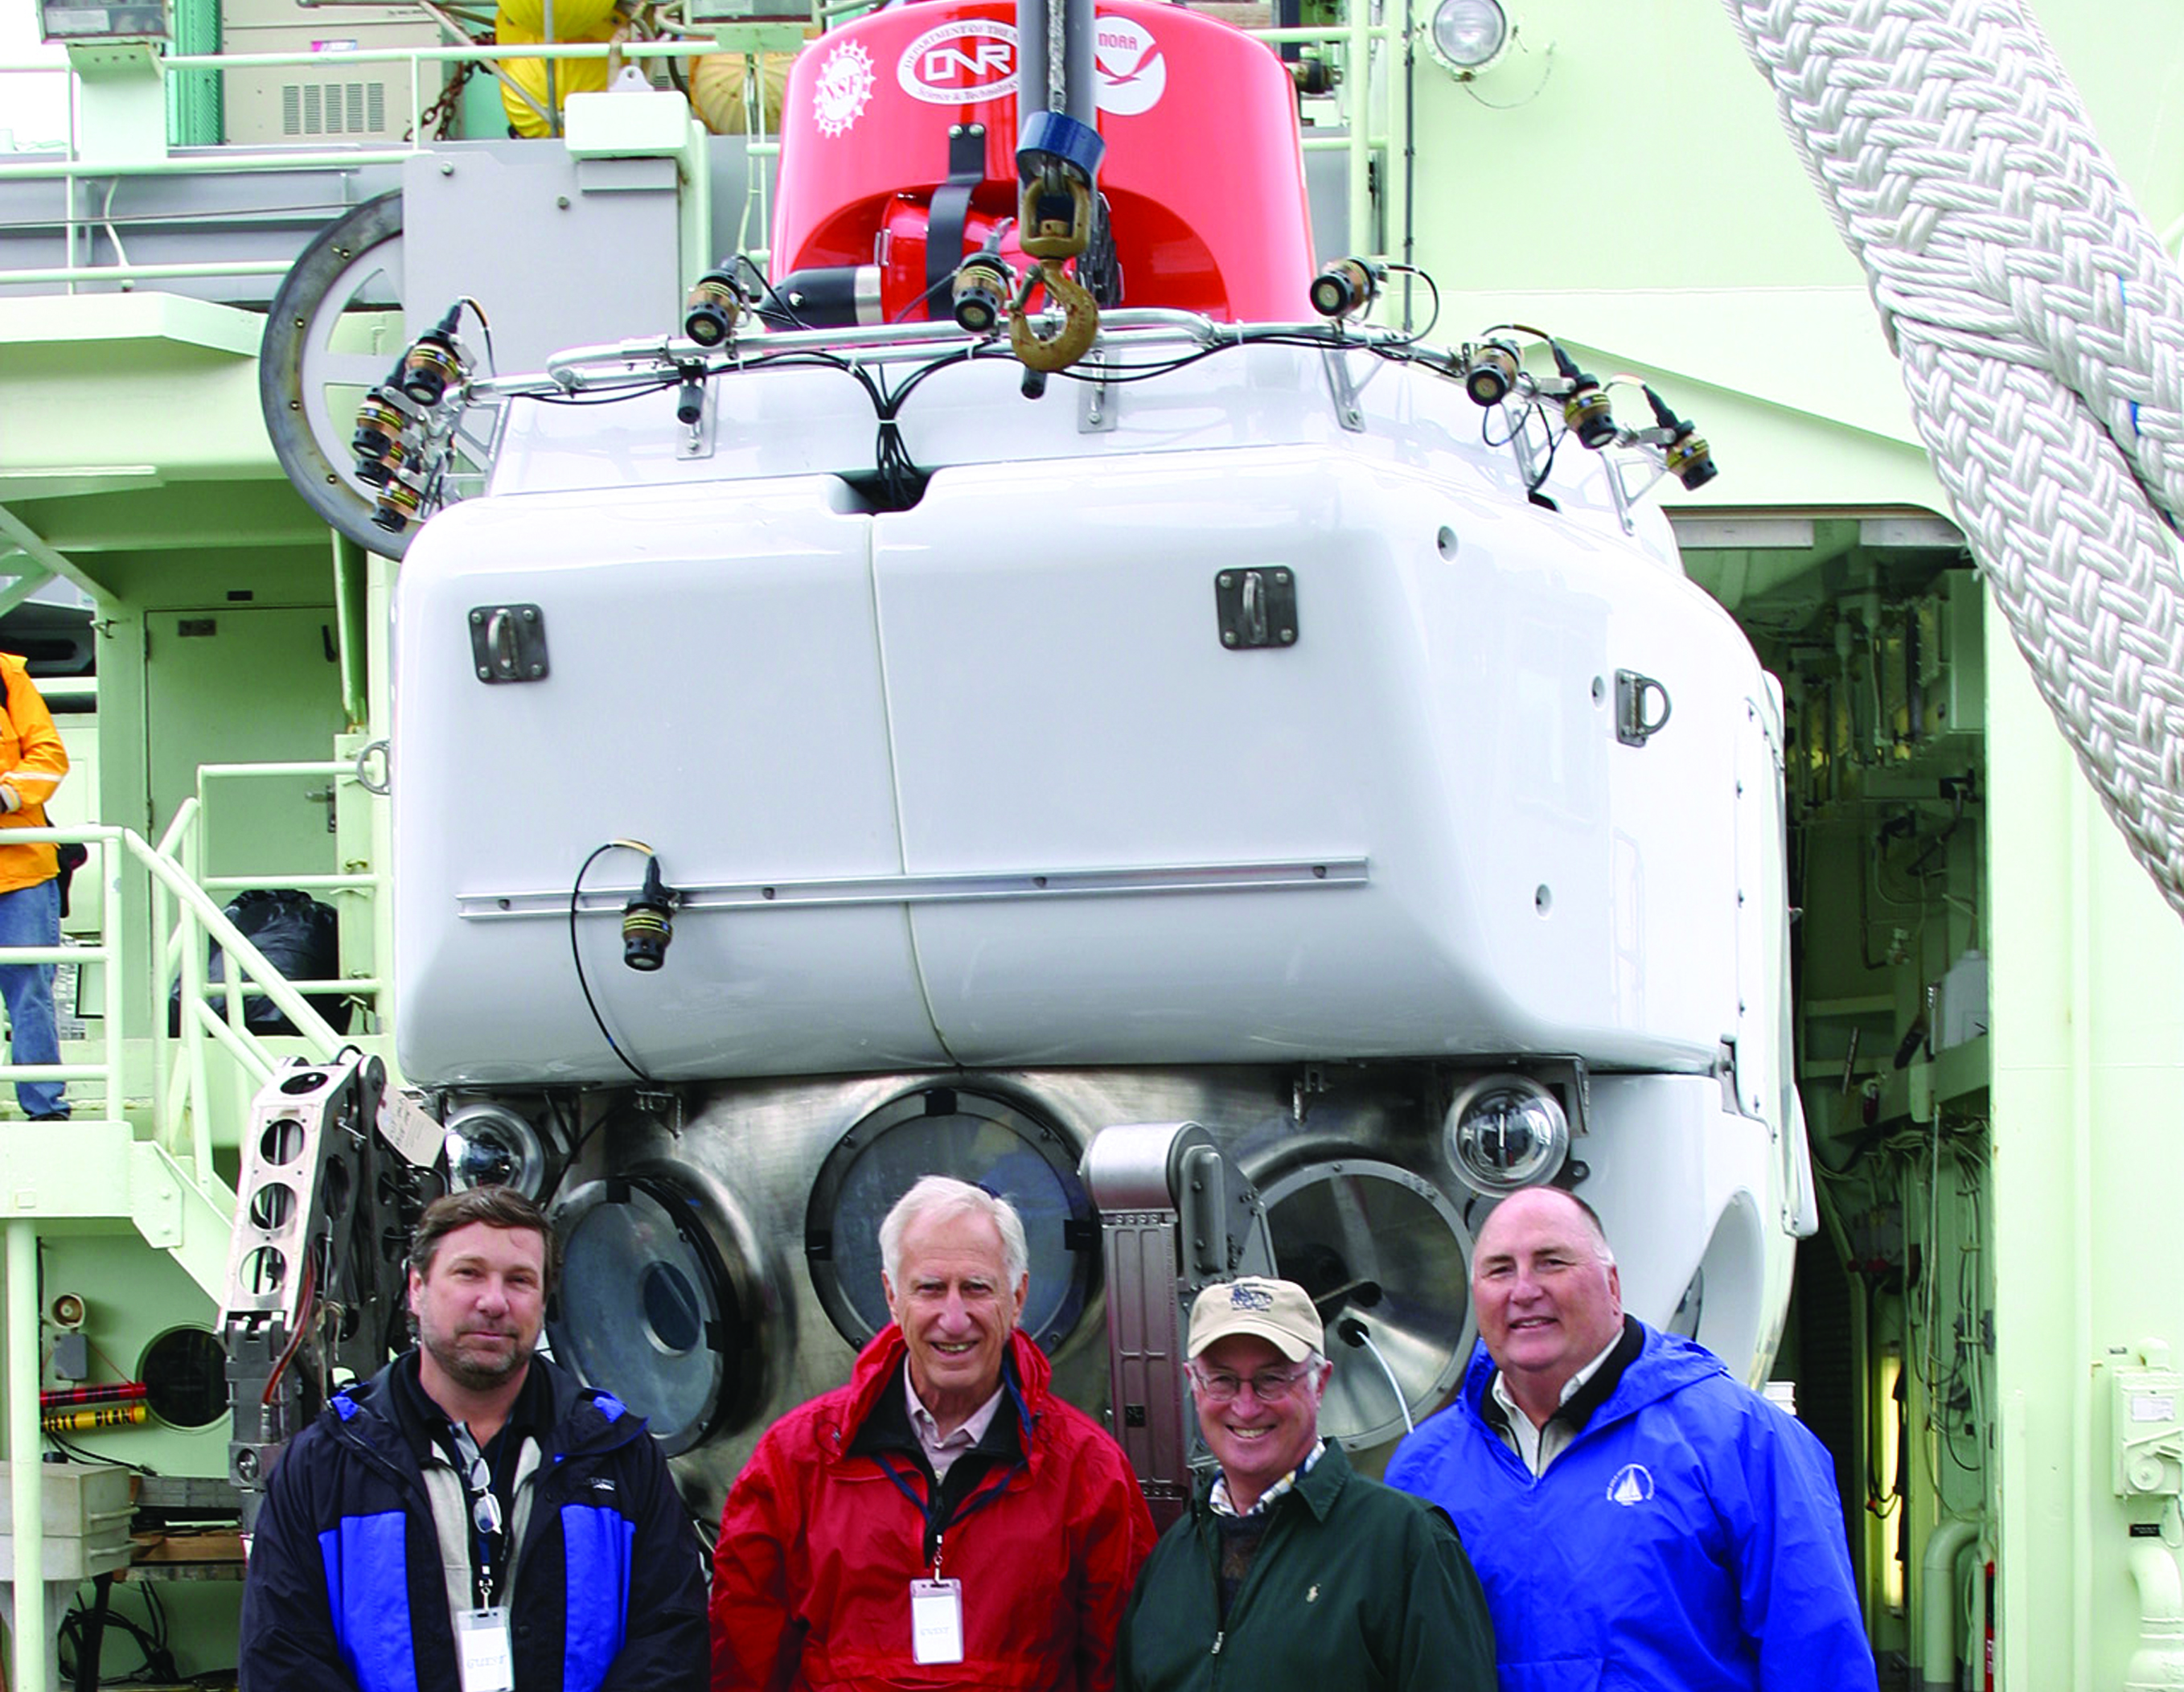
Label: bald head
xmin=1474 ymin=1187 xmax=1615 ymax=1267
xmin=1470 ymin=1187 xmax=1625 ymax=1423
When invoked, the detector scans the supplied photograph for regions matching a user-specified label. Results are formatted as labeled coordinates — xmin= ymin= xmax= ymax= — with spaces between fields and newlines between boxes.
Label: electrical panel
xmin=2113 ymin=1361 xmax=2184 ymax=1497
xmin=219 ymin=0 xmax=442 ymax=145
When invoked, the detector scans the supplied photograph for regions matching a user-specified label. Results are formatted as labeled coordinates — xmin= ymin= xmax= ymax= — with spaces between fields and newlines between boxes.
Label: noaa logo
xmin=1230 ymin=1283 xmax=1274 ymax=1312
xmin=1607 ymin=1464 xmax=1655 ymax=1505
xmin=812 ymin=41 xmax=876 ymax=138
xmin=1094 ymin=19 xmax=1165 ymax=116
xmin=899 ymin=19 xmax=1017 ymax=105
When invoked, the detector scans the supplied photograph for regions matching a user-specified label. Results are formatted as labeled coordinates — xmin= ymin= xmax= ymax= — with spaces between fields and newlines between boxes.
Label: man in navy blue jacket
xmin=239 ymin=1186 xmax=707 ymax=1692
xmin=1385 ymin=1186 xmax=1877 ymax=1692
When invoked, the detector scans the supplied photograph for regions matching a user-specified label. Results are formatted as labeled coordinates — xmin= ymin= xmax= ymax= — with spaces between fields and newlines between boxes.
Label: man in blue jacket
xmin=1385 ymin=1186 xmax=1878 ymax=1692
xmin=239 ymin=1186 xmax=708 ymax=1692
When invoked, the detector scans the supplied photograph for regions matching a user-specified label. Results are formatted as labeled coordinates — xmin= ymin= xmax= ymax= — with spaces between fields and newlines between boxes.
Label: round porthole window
xmin=140 ymin=1327 xmax=229 ymax=1429
xmin=804 ymin=1088 xmax=1095 ymax=1354
xmin=550 ymin=1170 xmax=766 ymax=1454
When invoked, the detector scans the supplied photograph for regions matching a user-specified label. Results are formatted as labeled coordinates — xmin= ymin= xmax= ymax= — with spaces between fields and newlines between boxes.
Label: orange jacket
xmin=0 ymin=655 xmax=67 ymax=895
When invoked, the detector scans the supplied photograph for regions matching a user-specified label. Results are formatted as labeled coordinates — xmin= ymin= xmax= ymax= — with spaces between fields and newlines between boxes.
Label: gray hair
xmin=879 ymin=1175 xmax=1030 ymax=1291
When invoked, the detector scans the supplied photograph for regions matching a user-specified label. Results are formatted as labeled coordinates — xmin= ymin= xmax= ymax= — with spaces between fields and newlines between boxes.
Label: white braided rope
xmin=1722 ymin=0 xmax=2184 ymax=912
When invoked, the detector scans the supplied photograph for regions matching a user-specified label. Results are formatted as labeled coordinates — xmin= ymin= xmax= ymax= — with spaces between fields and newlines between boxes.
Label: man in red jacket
xmin=711 ymin=1175 xmax=1155 ymax=1691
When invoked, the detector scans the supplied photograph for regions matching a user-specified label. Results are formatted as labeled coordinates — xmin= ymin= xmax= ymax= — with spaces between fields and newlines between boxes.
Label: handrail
xmin=0 ymin=1 xmax=1404 ymax=289
xmin=0 ymin=812 xmax=376 ymax=1692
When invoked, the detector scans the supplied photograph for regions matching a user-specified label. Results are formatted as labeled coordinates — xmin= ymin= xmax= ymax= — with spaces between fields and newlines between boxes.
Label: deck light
xmin=1427 ymin=0 xmax=1510 ymax=78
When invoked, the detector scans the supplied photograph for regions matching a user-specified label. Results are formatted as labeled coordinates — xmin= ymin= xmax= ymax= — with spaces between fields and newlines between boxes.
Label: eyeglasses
xmin=1188 ymin=1362 xmax=1313 ymax=1405
xmin=468 ymin=1452 xmax=503 ymax=1539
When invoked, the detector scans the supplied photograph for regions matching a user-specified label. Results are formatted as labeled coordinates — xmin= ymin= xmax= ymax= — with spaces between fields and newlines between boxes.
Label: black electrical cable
xmin=72 ymin=1571 xmax=110 ymax=1692
xmin=1377 ymin=264 xmax=1439 ymax=343
xmin=43 ymin=1430 xmax=158 ymax=1476
xmin=890 ymin=268 xmax=961 ymax=326
xmin=735 ymin=253 xmax=816 ymax=331
xmin=569 ymin=841 xmax=657 ymax=1084
xmin=519 ymin=378 xmax=685 ymax=409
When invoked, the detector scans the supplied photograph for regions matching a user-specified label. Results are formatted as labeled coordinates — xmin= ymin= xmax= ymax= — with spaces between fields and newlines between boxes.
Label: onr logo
xmin=898 ymin=20 xmax=1019 ymax=105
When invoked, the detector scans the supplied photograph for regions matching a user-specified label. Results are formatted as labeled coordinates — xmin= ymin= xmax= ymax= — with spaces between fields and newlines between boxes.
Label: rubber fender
xmin=688 ymin=52 xmax=794 ymax=135
xmin=495 ymin=0 xmax=618 ymax=42
xmin=495 ymin=15 xmax=618 ymax=137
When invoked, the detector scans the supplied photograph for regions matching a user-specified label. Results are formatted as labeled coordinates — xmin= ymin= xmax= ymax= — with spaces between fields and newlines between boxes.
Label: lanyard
xmin=876 ymin=1446 xmax=1020 ymax=1572
xmin=450 ymin=1421 xmax=506 ymax=1608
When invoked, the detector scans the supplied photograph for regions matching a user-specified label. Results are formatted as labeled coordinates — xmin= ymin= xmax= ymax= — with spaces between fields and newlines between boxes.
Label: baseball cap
xmin=1186 ymin=1276 xmax=1324 ymax=1361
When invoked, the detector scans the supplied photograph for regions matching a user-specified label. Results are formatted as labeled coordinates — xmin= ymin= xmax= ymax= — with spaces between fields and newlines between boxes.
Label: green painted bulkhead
xmin=1 ymin=2 xmax=2180 ymax=1687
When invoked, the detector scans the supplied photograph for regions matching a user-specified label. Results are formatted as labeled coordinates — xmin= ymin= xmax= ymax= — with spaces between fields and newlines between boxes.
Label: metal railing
xmin=154 ymin=761 xmax=385 ymax=1174
xmin=0 ymin=0 xmax=1405 ymax=292
xmin=2 ymin=815 xmax=379 ymax=1692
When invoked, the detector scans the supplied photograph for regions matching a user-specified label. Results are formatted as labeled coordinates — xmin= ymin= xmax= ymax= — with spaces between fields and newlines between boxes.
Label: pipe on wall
xmin=1920 ymin=1515 xmax=1979 ymax=1692
xmin=2126 ymin=1538 xmax=2184 ymax=1692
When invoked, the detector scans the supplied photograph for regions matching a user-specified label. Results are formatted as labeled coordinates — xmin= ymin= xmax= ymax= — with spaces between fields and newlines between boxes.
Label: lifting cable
xmin=1722 ymin=0 xmax=2184 ymax=914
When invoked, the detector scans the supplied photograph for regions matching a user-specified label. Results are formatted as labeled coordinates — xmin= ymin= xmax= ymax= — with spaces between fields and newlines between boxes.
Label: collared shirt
xmin=905 ymin=1372 xmax=1006 ymax=1482
xmin=1209 ymin=1437 xmax=1328 ymax=1518
xmin=1492 ymin=1332 xmax=1624 ymax=1476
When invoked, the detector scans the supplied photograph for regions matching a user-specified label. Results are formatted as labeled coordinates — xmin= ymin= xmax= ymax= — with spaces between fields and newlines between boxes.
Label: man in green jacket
xmin=1115 ymin=1276 xmax=1497 ymax=1692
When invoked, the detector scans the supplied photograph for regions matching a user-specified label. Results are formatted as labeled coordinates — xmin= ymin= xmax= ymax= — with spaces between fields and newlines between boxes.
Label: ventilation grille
xmin=279 ymin=79 xmax=390 ymax=136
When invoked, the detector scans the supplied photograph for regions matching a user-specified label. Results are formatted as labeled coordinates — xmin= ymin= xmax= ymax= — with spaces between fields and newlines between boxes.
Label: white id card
xmin=456 ymin=1606 xmax=515 ymax=1692
xmin=909 ymin=1578 xmax=964 ymax=1665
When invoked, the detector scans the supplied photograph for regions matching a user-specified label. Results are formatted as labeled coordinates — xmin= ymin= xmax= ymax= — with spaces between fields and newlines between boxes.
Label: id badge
xmin=456 ymin=1606 xmax=515 ymax=1692
xmin=909 ymin=1577 xmax=964 ymax=1665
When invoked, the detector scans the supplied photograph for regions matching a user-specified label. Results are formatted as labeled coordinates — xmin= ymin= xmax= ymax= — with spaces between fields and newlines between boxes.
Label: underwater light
xmin=1443 ymin=1074 xmax=1568 ymax=1196
xmin=683 ymin=267 xmax=743 ymax=347
xmin=952 ymin=253 xmax=1014 ymax=336
xmin=445 ymin=1103 xmax=549 ymax=1199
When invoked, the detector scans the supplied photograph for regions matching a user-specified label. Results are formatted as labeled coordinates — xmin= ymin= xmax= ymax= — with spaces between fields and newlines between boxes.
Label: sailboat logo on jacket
xmin=1606 ymin=1464 xmax=1654 ymax=1506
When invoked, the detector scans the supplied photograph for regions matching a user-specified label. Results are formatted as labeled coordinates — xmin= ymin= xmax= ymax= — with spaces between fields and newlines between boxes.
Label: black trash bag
xmin=167 ymin=888 xmax=353 ymax=1037
xmin=54 ymin=841 xmax=86 ymax=920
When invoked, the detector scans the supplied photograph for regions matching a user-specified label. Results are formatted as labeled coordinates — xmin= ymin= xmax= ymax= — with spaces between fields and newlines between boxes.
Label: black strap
xmin=925 ymin=123 xmax=988 ymax=322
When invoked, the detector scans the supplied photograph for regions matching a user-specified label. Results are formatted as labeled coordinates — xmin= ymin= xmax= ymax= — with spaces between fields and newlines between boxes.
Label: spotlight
xmin=370 ymin=470 xmax=426 ymax=536
xmin=399 ymin=306 xmax=466 ymax=408
xmin=1552 ymin=344 xmax=1617 ymax=449
xmin=622 ymin=855 xmax=676 ymax=972
xmin=1310 ymin=257 xmax=1383 ymax=320
xmin=1442 ymin=1074 xmax=1569 ymax=1197
xmin=1462 ymin=341 xmax=1521 ymax=407
xmin=445 ymin=1103 xmax=548 ymax=1199
xmin=1427 ymin=0 xmax=1511 ymax=78
xmin=952 ymin=252 xmax=1014 ymax=337
xmin=1666 ymin=430 xmax=1718 ymax=491
xmin=1644 ymin=385 xmax=1718 ymax=491
xmin=684 ymin=267 xmax=743 ymax=347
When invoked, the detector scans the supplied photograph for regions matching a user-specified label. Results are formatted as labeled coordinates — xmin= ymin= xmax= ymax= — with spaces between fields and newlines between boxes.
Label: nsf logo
xmin=1230 ymin=1283 xmax=1275 ymax=1313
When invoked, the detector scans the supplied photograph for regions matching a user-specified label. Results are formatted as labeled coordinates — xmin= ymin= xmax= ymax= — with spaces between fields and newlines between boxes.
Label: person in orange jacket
xmin=0 ymin=654 xmax=70 ymax=1120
